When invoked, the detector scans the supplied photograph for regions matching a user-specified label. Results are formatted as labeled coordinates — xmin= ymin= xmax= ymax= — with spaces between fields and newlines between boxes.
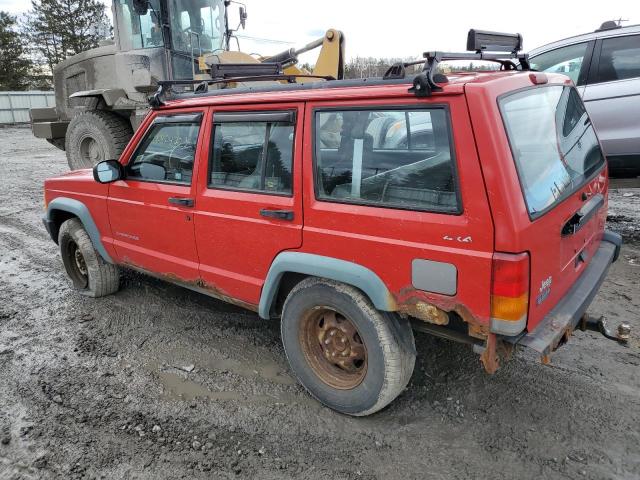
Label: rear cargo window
xmin=314 ymin=108 xmax=459 ymax=213
xmin=499 ymin=86 xmax=605 ymax=218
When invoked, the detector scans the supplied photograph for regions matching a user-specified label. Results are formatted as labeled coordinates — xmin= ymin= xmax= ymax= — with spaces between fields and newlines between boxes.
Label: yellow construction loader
xmin=30 ymin=0 xmax=344 ymax=169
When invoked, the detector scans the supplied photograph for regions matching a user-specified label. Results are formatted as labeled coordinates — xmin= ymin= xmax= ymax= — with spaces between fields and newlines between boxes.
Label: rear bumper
xmin=504 ymin=230 xmax=622 ymax=356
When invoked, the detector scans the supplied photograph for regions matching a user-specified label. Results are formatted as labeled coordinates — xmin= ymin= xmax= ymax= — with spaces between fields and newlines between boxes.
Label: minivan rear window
xmin=499 ymin=86 xmax=605 ymax=218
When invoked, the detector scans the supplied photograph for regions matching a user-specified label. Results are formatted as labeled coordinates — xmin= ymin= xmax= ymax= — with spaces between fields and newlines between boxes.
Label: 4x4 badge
xmin=443 ymin=235 xmax=472 ymax=243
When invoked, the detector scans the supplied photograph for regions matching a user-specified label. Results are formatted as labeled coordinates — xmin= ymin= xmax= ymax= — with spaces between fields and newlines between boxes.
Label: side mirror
xmin=239 ymin=6 xmax=247 ymax=29
xmin=93 ymin=160 xmax=124 ymax=184
xmin=132 ymin=0 xmax=149 ymax=15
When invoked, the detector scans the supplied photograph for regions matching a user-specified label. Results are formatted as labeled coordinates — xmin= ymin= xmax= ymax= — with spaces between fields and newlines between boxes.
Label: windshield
xmin=169 ymin=0 xmax=225 ymax=54
xmin=499 ymin=85 xmax=605 ymax=218
xmin=116 ymin=0 xmax=163 ymax=49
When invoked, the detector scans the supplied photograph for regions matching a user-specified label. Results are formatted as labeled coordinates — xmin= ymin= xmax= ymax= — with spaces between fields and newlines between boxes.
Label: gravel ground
xmin=0 ymin=126 xmax=639 ymax=480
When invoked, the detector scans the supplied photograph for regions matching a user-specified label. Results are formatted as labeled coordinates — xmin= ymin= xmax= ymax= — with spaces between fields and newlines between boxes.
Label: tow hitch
xmin=579 ymin=315 xmax=631 ymax=344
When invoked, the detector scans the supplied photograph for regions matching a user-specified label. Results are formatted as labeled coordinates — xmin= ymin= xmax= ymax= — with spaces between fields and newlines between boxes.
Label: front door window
xmin=127 ymin=115 xmax=202 ymax=184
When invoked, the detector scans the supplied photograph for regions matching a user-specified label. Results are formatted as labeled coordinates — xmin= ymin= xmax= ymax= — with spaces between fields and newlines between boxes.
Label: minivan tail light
xmin=490 ymin=252 xmax=529 ymax=335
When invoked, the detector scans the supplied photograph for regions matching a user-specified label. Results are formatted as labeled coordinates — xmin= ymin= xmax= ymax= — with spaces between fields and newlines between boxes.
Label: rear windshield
xmin=499 ymin=85 xmax=605 ymax=218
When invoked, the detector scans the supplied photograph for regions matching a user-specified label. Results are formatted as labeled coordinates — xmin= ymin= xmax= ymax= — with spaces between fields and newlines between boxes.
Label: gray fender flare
xmin=45 ymin=197 xmax=113 ymax=263
xmin=258 ymin=252 xmax=397 ymax=319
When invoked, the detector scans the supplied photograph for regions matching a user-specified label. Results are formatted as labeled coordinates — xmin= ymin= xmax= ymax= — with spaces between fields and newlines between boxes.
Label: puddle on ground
xmin=207 ymin=356 xmax=296 ymax=386
xmin=144 ymin=345 xmax=297 ymax=386
xmin=157 ymin=370 xmax=315 ymax=407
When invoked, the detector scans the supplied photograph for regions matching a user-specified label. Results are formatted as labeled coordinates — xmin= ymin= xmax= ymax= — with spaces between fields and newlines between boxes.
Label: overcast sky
xmin=2 ymin=0 xmax=636 ymax=61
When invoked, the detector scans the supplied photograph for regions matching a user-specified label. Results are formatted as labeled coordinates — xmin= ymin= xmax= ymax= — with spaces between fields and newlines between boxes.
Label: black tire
xmin=65 ymin=110 xmax=132 ymax=170
xmin=58 ymin=218 xmax=120 ymax=298
xmin=281 ymin=277 xmax=415 ymax=416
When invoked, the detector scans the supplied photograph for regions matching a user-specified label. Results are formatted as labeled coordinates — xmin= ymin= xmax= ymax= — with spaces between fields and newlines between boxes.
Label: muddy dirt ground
xmin=0 ymin=126 xmax=639 ymax=480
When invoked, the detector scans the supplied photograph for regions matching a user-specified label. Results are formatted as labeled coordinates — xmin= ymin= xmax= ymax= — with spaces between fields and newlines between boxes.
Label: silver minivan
xmin=529 ymin=22 xmax=640 ymax=177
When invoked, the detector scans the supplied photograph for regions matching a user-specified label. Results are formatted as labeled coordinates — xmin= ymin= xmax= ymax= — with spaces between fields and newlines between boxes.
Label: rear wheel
xmin=58 ymin=218 xmax=120 ymax=297
xmin=281 ymin=278 xmax=415 ymax=416
xmin=65 ymin=110 xmax=132 ymax=170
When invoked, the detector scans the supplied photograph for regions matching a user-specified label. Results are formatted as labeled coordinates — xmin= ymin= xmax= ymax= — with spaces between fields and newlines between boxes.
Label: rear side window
xmin=499 ymin=86 xmax=605 ymax=218
xmin=595 ymin=35 xmax=640 ymax=83
xmin=209 ymin=115 xmax=294 ymax=195
xmin=127 ymin=115 xmax=202 ymax=184
xmin=314 ymin=108 xmax=459 ymax=213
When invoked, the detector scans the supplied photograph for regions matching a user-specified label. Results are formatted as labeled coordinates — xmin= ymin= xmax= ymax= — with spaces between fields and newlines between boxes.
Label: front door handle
xmin=259 ymin=209 xmax=294 ymax=221
xmin=168 ymin=197 xmax=194 ymax=207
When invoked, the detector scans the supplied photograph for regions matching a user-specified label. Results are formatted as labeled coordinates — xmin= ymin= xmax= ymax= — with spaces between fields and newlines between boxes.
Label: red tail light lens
xmin=491 ymin=252 xmax=529 ymax=323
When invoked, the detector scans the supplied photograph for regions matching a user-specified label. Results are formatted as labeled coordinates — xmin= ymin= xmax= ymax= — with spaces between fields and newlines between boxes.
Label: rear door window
xmin=209 ymin=112 xmax=295 ymax=195
xmin=499 ymin=86 xmax=605 ymax=218
xmin=595 ymin=35 xmax=640 ymax=83
xmin=314 ymin=107 xmax=459 ymax=213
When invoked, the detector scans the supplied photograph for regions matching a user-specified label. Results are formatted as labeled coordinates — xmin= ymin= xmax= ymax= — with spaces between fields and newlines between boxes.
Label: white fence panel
xmin=0 ymin=91 xmax=55 ymax=124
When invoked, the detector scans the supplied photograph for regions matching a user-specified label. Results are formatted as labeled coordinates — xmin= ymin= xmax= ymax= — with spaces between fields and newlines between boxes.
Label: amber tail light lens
xmin=490 ymin=252 xmax=530 ymax=324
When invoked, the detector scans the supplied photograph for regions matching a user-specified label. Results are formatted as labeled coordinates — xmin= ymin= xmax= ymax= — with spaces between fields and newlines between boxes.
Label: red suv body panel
xmin=193 ymin=102 xmax=306 ymax=308
xmin=465 ymin=73 xmax=610 ymax=331
xmin=301 ymin=94 xmax=494 ymax=331
xmin=106 ymin=107 xmax=209 ymax=282
xmin=43 ymin=70 xmax=620 ymax=364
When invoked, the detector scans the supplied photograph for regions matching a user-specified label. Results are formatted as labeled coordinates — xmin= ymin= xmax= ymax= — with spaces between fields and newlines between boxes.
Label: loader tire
xmin=65 ymin=111 xmax=132 ymax=170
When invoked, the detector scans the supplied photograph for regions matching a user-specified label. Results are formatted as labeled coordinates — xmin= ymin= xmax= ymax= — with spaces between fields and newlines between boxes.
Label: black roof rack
xmin=383 ymin=29 xmax=530 ymax=97
xmin=149 ymin=28 xmax=530 ymax=106
xmin=149 ymin=73 xmax=336 ymax=108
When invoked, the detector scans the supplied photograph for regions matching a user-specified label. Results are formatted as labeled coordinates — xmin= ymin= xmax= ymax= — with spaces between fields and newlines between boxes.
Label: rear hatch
xmin=498 ymin=84 xmax=608 ymax=332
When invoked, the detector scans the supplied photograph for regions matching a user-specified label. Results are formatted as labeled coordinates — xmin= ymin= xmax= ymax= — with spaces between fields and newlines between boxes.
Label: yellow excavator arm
xmin=199 ymin=29 xmax=345 ymax=83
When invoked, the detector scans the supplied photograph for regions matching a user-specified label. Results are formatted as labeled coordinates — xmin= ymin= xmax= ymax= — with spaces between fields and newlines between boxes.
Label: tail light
xmin=490 ymin=252 xmax=529 ymax=335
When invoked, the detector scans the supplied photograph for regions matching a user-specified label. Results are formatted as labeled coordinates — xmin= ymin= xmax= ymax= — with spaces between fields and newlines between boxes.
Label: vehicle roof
xmin=159 ymin=70 xmax=542 ymax=110
xmin=529 ymin=23 xmax=640 ymax=57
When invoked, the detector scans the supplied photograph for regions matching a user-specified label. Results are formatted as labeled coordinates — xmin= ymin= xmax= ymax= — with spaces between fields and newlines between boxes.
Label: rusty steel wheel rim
xmin=299 ymin=307 xmax=368 ymax=390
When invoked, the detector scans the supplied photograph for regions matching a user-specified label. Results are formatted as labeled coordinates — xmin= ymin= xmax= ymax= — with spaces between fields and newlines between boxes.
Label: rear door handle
xmin=259 ymin=209 xmax=294 ymax=221
xmin=561 ymin=193 xmax=604 ymax=236
xmin=168 ymin=197 xmax=194 ymax=207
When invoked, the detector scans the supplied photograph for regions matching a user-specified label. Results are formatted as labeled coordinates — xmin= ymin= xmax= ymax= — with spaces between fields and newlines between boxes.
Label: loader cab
xmin=113 ymin=0 xmax=226 ymax=79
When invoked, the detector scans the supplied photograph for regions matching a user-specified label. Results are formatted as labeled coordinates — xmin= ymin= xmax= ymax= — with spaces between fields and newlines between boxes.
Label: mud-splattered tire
xmin=58 ymin=218 xmax=120 ymax=298
xmin=281 ymin=277 xmax=415 ymax=416
xmin=65 ymin=111 xmax=132 ymax=170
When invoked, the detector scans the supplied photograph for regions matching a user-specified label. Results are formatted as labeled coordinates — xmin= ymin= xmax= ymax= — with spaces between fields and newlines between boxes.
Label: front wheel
xmin=58 ymin=218 xmax=120 ymax=297
xmin=281 ymin=278 xmax=416 ymax=416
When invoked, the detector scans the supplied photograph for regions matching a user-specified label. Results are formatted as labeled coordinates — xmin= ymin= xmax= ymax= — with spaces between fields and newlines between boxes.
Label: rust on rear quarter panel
xmin=394 ymin=286 xmax=517 ymax=374
xmin=394 ymin=286 xmax=490 ymax=335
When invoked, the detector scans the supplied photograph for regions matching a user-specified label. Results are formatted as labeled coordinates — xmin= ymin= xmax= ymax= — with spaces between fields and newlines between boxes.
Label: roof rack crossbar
xmin=149 ymin=74 xmax=336 ymax=108
xmin=406 ymin=50 xmax=530 ymax=98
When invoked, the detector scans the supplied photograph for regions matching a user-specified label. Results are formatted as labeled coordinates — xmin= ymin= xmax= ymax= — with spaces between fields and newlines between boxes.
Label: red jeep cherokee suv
xmin=43 ymin=38 xmax=623 ymax=416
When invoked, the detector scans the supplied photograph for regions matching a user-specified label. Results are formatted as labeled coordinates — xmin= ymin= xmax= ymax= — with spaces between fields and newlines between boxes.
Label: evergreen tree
xmin=0 ymin=11 xmax=33 ymax=90
xmin=23 ymin=0 xmax=111 ymax=74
